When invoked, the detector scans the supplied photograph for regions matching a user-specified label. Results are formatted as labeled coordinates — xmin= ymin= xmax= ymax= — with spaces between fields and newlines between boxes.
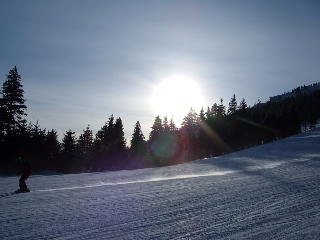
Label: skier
xmin=16 ymin=157 xmax=32 ymax=193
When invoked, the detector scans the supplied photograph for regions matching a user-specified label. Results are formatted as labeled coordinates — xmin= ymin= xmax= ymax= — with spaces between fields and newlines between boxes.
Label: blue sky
xmin=1 ymin=0 xmax=320 ymax=142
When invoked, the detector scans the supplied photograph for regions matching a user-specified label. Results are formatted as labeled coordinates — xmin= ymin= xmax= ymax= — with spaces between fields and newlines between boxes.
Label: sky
xmin=1 ymin=0 xmax=320 ymax=142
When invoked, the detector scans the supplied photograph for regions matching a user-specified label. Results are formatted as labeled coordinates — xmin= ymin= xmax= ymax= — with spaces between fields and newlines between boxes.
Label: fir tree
xmin=131 ymin=121 xmax=145 ymax=150
xmin=78 ymin=125 xmax=93 ymax=171
xmin=228 ymin=94 xmax=237 ymax=115
xmin=96 ymin=114 xmax=115 ymax=147
xmin=107 ymin=117 xmax=127 ymax=170
xmin=180 ymin=107 xmax=200 ymax=161
xmin=238 ymin=98 xmax=248 ymax=118
xmin=61 ymin=129 xmax=77 ymax=172
xmin=45 ymin=129 xmax=61 ymax=171
xmin=24 ymin=120 xmax=47 ymax=170
xmin=239 ymin=98 xmax=248 ymax=111
xmin=149 ymin=116 xmax=164 ymax=166
xmin=78 ymin=125 xmax=93 ymax=152
xmin=205 ymin=106 xmax=212 ymax=119
xmin=217 ymin=98 xmax=226 ymax=117
xmin=130 ymin=121 xmax=148 ymax=167
xmin=169 ymin=116 xmax=176 ymax=132
xmin=198 ymin=107 xmax=209 ymax=158
xmin=0 ymin=67 xmax=28 ymax=174
xmin=114 ymin=117 xmax=126 ymax=151
xmin=0 ymin=66 xmax=27 ymax=135
xmin=181 ymin=107 xmax=198 ymax=129
xmin=163 ymin=116 xmax=170 ymax=132
xmin=62 ymin=130 xmax=77 ymax=155
xmin=149 ymin=116 xmax=163 ymax=141
xmin=211 ymin=103 xmax=218 ymax=116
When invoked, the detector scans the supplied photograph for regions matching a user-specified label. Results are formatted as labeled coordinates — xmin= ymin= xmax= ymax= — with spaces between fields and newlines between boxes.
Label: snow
xmin=1 ymin=128 xmax=320 ymax=239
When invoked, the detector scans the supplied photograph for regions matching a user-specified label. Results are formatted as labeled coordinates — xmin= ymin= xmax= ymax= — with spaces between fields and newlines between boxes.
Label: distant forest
xmin=1 ymin=66 xmax=320 ymax=175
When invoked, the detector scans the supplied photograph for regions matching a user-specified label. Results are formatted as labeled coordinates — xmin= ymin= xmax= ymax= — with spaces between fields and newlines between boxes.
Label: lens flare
xmin=150 ymin=132 xmax=177 ymax=158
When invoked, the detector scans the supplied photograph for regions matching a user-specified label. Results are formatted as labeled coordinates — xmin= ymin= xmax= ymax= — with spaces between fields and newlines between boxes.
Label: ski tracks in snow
xmin=1 ymin=128 xmax=320 ymax=239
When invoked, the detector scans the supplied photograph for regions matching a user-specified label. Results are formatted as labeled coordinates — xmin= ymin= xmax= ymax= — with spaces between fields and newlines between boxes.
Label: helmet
xmin=15 ymin=157 xmax=22 ymax=163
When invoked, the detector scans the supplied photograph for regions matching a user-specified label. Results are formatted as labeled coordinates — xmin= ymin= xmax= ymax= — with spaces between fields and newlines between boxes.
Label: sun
xmin=151 ymin=75 xmax=204 ymax=125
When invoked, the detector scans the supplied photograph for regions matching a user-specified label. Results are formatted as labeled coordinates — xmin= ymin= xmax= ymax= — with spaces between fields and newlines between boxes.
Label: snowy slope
xmin=1 ymin=128 xmax=320 ymax=240
xmin=270 ymin=82 xmax=320 ymax=102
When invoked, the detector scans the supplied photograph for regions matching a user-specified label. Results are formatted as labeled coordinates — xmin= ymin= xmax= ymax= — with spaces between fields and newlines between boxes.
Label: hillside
xmin=270 ymin=82 xmax=320 ymax=102
xmin=1 ymin=128 xmax=320 ymax=239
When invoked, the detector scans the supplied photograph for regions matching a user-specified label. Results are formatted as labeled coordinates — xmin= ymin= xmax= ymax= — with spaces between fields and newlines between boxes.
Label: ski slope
xmin=1 ymin=128 xmax=320 ymax=239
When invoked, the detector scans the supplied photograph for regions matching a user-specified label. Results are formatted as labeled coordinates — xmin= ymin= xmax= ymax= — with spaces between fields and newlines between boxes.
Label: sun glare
xmin=151 ymin=75 xmax=204 ymax=125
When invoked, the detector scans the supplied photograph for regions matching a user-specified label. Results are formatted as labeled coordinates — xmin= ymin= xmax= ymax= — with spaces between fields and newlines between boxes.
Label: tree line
xmin=1 ymin=67 xmax=319 ymax=175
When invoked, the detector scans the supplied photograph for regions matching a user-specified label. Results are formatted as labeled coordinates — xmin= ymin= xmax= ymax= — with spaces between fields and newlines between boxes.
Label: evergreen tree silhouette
xmin=96 ymin=114 xmax=115 ymax=147
xmin=114 ymin=117 xmax=126 ymax=151
xmin=131 ymin=121 xmax=145 ymax=152
xmin=169 ymin=116 xmax=177 ymax=131
xmin=227 ymin=94 xmax=237 ymax=116
xmin=112 ymin=117 xmax=127 ymax=170
xmin=78 ymin=125 xmax=93 ymax=171
xmin=45 ymin=129 xmax=61 ymax=172
xmin=149 ymin=115 xmax=163 ymax=141
xmin=0 ymin=66 xmax=27 ymax=135
xmin=163 ymin=116 xmax=169 ymax=132
xmin=130 ymin=121 xmax=148 ymax=168
xmin=61 ymin=130 xmax=77 ymax=173
xmin=239 ymin=98 xmax=248 ymax=111
xmin=94 ymin=115 xmax=116 ymax=170
xmin=181 ymin=107 xmax=200 ymax=161
xmin=0 ymin=66 xmax=27 ymax=174
xmin=198 ymin=107 xmax=209 ymax=158
xmin=24 ymin=121 xmax=47 ymax=171
xmin=149 ymin=116 xmax=164 ymax=166
xmin=78 ymin=125 xmax=93 ymax=153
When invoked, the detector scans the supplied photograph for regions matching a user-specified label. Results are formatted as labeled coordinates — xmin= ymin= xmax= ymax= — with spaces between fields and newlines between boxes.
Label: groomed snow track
xmin=1 ymin=128 xmax=320 ymax=239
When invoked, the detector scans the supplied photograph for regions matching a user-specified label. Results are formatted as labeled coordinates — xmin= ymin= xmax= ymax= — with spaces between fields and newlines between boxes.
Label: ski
xmin=15 ymin=189 xmax=30 ymax=194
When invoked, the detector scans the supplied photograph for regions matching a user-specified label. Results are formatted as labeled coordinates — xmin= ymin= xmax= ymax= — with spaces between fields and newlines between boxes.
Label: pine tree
xmin=93 ymin=115 xmax=119 ymax=171
xmin=169 ymin=116 xmax=176 ymax=132
xmin=181 ymin=107 xmax=198 ymax=129
xmin=227 ymin=94 xmax=237 ymax=115
xmin=163 ymin=116 xmax=170 ymax=132
xmin=209 ymin=99 xmax=229 ymax=155
xmin=130 ymin=121 xmax=148 ymax=167
xmin=180 ymin=107 xmax=200 ymax=161
xmin=131 ymin=121 xmax=145 ymax=146
xmin=114 ymin=117 xmax=126 ymax=151
xmin=105 ymin=117 xmax=127 ymax=170
xmin=211 ymin=103 xmax=218 ymax=116
xmin=61 ymin=129 xmax=77 ymax=172
xmin=96 ymin=114 xmax=115 ymax=147
xmin=233 ymin=98 xmax=250 ymax=149
xmin=78 ymin=125 xmax=93 ymax=153
xmin=24 ymin=120 xmax=47 ymax=170
xmin=0 ymin=66 xmax=27 ymax=135
xmin=205 ymin=106 xmax=212 ymax=119
xmin=239 ymin=98 xmax=248 ymax=111
xmin=149 ymin=116 xmax=163 ymax=141
xmin=199 ymin=107 xmax=205 ymax=121
xmin=198 ymin=107 xmax=209 ymax=158
xmin=78 ymin=125 xmax=93 ymax=171
xmin=148 ymin=116 xmax=165 ymax=166
xmin=217 ymin=98 xmax=226 ymax=117
xmin=238 ymin=98 xmax=248 ymax=118
xmin=45 ymin=129 xmax=61 ymax=171
xmin=62 ymin=130 xmax=77 ymax=155
xmin=0 ymin=67 xmax=28 ymax=174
